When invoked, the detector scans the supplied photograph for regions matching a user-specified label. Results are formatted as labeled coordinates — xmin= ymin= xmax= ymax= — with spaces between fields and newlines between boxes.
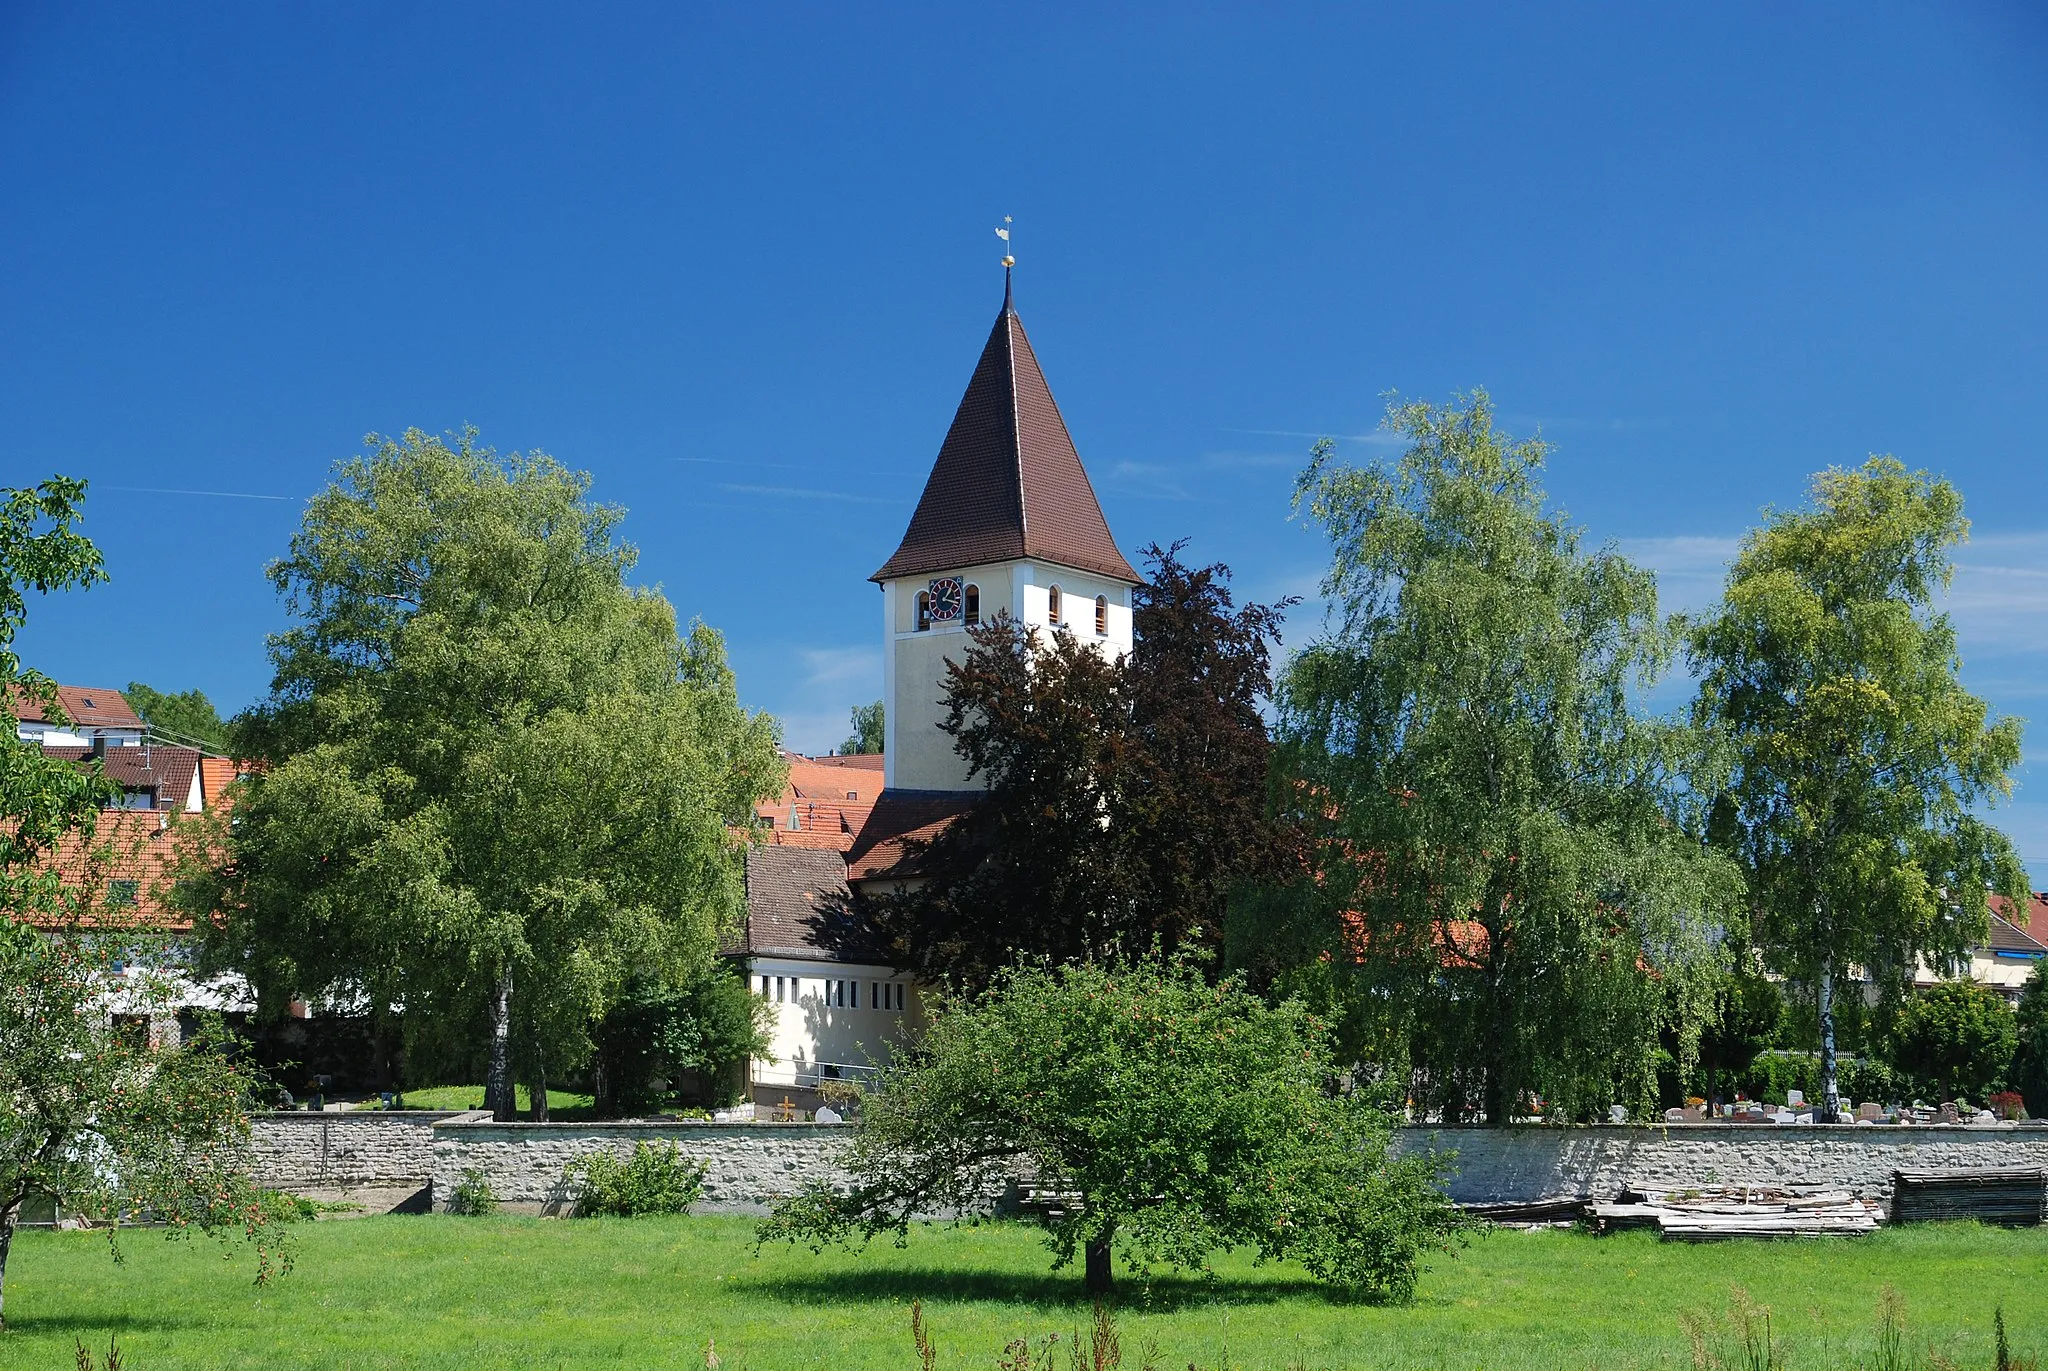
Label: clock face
xmin=927 ymin=577 xmax=963 ymax=622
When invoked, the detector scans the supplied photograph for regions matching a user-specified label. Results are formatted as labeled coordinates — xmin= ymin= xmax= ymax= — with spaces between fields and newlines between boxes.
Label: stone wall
xmin=249 ymin=1114 xmax=2048 ymax=1216
xmin=430 ymin=1118 xmax=856 ymax=1215
xmin=249 ymin=1110 xmax=474 ymax=1210
xmin=1396 ymin=1124 xmax=2048 ymax=1205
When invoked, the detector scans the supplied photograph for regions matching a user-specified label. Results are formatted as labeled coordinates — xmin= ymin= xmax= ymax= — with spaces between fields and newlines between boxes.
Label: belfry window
xmin=1095 ymin=595 xmax=1108 ymax=636
xmin=914 ymin=590 xmax=931 ymax=632
xmin=963 ymin=583 xmax=980 ymax=625
xmin=1047 ymin=585 xmax=1062 ymax=625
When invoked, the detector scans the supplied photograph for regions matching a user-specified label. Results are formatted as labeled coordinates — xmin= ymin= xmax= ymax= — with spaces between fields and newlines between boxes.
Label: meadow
xmin=2 ymin=1216 xmax=2042 ymax=1370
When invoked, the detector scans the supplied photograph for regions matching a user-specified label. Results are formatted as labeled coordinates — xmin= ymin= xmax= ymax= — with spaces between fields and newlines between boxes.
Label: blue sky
xmin=4 ymin=5 xmax=2045 ymax=878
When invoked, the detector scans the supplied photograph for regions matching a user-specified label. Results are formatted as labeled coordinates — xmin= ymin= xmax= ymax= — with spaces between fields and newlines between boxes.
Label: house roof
xmin=844 ymin=789 xmax=980 ymax=882
xmin=9 ymin=683 xmax=146 ymax=732
xmin=737 ymin=846 xmax=853 ymax=960
xmin=1991 ymin=893 xmax=2048 ymax=946
xmin=45 ymin=744 xmax=202 ymax=810
xmin=871 ymin=286 xmax=1140 ymax=586
xmin=1986 ymin=913 xmax=2048 ymax=956
xmin=198 ymin=757 xmax=240 ymax=809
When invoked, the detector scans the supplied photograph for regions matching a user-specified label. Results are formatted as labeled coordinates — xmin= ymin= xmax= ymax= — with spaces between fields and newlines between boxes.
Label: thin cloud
xmin=671 ymin=456 xmax=812 ymax=471
xmin=1203 ymin=450 xmax=1304 ymax=471
xmin=1101 ymin=461 xmax=1196 ymax=501
xmin=801 ymin=645 xmax=881 ymax=688
xmin=1222 ymin=427 xmax=1406 ymax=448
xmin=101 ymin=485 xmax=296 ymax=502
xmin=715 ymin=483 xmax=897 ymax=505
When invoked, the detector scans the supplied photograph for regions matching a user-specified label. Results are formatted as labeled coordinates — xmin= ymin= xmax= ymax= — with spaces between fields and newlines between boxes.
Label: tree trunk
xmin=1818 ymin=957 xmax=1841 ymax=1124
xmin=529 ymin=1062 xmax=549 ymax=1122
xmin=486 ymin=967 xmax=515 ymax=1122
xmin=0 ymin=1196 xmax=19 ymax=1331
xmin=1083 ymin=1231 xmax=1114 ymax=1295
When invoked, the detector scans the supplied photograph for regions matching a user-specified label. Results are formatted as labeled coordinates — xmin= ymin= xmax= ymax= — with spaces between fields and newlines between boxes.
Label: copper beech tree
xmin=832 ymin=544 xmax=1293 ymax=986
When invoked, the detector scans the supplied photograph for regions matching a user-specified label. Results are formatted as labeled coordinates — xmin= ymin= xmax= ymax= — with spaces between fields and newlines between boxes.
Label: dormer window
xmin=915 ymin=590 xmax=931 ymax=632
xmin=1095 ymin=594 xmax=1108 ymax=636
xmin=963 ymin=583 xmax=980 ymax=625
xmin=1047 ymin=585 xmax=1062 ymax=625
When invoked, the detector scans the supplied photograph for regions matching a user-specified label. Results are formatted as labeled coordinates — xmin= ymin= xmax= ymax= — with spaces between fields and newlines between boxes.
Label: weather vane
xmin=996 ymin=215 xmax=1014 ymax=269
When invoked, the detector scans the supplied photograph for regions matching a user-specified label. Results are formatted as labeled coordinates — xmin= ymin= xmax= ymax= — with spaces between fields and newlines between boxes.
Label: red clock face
xmin=928 ymin=577 xmax=963 ymax=621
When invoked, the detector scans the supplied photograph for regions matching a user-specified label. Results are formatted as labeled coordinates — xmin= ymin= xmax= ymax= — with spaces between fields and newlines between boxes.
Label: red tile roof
xmin=844 ymin=789 xmax=980 ymax=882
xmin=735 ymin=846 xmax=853 ymax=959
xmin=1990 ymin=893 xmax=2048 ymax=950
xmin=871 ymin=290 xmax=1139 ymax=586
xmin=9 ymin=683 xmax=145 ymax=731
xmin=198 ymin=757 xmax=239 ymax=809
xmin=14 ymin=809 xmax=200 ymax=931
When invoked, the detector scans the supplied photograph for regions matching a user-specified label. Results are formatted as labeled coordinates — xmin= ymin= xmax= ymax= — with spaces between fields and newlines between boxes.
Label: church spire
xmin=871 ymin=280 xmax=1139 ymax=586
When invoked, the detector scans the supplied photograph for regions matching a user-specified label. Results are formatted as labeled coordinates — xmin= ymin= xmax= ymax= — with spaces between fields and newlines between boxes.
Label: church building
xmin=733 ymin=276 xmax=1141 ymax=1107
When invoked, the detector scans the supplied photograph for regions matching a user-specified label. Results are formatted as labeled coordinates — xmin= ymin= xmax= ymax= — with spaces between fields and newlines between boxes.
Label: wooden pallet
xmin=1892 ymin=1168 xmax=2046 ymax=1227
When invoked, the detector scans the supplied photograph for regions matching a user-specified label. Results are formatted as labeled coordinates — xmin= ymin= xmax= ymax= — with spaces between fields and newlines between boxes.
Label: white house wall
xmin=745 ymin=955 xmax=922 ymax=1090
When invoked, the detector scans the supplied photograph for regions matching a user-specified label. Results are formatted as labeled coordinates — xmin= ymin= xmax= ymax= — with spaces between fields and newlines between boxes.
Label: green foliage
xmin=1271 ymin=392 xmax=1739 ymax=1124
xmin=1740 ymin=1051 xmax=1898 ymax=1109
xmin=449 ymin=1169 xmax=499 ymax=1216
xmin=563 ymin=1141 xmax=707 ymax=1217
xmin=593 ymin=964 xmax=773 ymax=1113
xmin=123 ymin=682 xmax=231 ymax=753
xmin=2014 ymin=965 xmax=2048 ymax=1119
xmin=1688 ymin=457 xmax=2026 ymax=1117
xmin=0 ymin=926 xmax=288 ymax=1326
xmin=1887 ymin=981 xmax=2017 ymax=1104
xmin=1689 ymin=972 xmax=1785 ymax=1101
xmin=188 ymin=429 xmax=786 ymax=1120
xmin=761 ymin=954 xmax=1469 ymax=1299
xmin=1 ymin=476 xmax=115 ymax=923
xmin=841 ymin=699 xmax=884 ymax=755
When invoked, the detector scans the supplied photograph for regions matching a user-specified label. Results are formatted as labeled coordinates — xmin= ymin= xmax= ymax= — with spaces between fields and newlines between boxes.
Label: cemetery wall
xmin=250 ymin=1115 xmax=2048 ymax=1215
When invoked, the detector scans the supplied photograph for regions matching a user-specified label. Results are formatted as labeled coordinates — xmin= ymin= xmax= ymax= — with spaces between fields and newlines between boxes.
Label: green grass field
xmin=2 ymin=1217 xmax=2041 ymax=1369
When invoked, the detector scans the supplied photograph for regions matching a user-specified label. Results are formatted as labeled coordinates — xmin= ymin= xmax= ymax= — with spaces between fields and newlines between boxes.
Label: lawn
xmin=387 ymin=1084 xmax=596 ymax=1117
xmin=2 ymin=1217 xmax=2042 ymax=1370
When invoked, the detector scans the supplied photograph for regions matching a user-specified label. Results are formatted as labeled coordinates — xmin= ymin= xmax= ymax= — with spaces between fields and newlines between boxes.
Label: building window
xmin=1047 ymin=585 xmax=1062 ymax=625
xmin=775 ymin=976 xmax=786 ymax=1003
xmin=1095 ymin=594 xmax=1108 ymax=636
xmin=759 ymin=975 xmax=770 ymax=998
xmin=915 ymin=590 xmax=931 ymax=632
xmin=850 ymin=980 xmax=859 ymax=1009
xmin=107 ymin=879 xmax=139 ymax=907
xmin=895 ymin=983 xmax=906 ymax=1011
xmin=964 ymin=583 xmax=980 ymax=624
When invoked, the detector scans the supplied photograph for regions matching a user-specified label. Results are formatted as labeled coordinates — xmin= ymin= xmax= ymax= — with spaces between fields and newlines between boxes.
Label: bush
xmin=449 ymin=1168 xmax=499 ymax=1216
xmin=564 ymin=1140 xmax=706 ymax=1217
xmin=1888 ymin=981 xmax=2017 ymax=1103
xmin=1740 ymin=1051 xmax=1898 ymax=1108
xmin=593 ymin=966 xmax=773 ymax=1114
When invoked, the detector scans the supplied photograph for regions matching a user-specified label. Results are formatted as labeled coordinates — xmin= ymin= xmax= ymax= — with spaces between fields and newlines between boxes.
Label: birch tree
xmin=198 ymin=431 xmax=784 ymax=1119
xmin=1688 ymin=456 xmax=2025 ymax=1122
xmin=1274 ymin=392 xmax=1738 ymax=1123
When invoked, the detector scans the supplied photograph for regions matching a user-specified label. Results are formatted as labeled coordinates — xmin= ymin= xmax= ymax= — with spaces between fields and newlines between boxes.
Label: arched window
xmin=915 ymin=589 xmax=931 ymax=632
xmin=1095 ymin=594 xmax=1108 ymax=636
xmin=1047 ymin=585 xmax=1062 ymax=625
xmin=963 ymin=583 xmax=980 ymax=625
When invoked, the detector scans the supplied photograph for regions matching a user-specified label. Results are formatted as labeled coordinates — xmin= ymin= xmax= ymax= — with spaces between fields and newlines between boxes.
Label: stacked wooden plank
xmin=1587 ymin=1187 xmax=1882 ymax=1240
xmin=1891 ymin=1169 xmax=2046 ymax=1226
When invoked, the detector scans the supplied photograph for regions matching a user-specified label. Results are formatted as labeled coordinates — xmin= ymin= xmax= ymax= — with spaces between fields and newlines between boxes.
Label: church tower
xmin=873 ymin=279 xmax=1140 ymax=792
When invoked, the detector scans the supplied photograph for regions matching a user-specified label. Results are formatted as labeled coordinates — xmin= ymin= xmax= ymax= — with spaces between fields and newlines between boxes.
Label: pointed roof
xmin=872 ymin=283 xmax=1140 ymax=585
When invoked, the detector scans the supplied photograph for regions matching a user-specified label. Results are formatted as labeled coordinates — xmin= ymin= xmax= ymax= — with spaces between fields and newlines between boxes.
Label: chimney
xmin=90 ymin=732 xmax=107 ymax=761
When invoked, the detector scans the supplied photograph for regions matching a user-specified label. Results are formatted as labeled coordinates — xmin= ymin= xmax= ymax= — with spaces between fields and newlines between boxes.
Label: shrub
xmin=1740 ymin=1051 xmax=1898 ymax=1108
xmin=564 ymin=1140 xmax=706 ymax=1217
xmin=448 ymin=1167 xmax=499 ymax=1216
xmin=1888 ymin=981 xmax=2018 ymax=1103
xmin=593 ymin=966 xmax=774 ymax=1114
